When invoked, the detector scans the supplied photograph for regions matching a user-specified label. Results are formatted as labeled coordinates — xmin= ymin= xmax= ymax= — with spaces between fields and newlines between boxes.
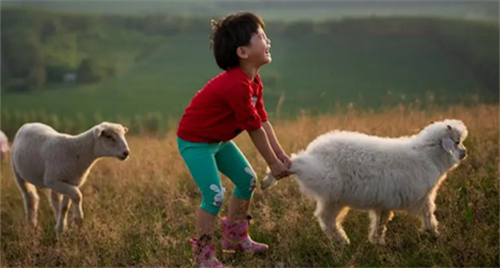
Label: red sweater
xmin=177 ymin=67 xmax=269 ymax=143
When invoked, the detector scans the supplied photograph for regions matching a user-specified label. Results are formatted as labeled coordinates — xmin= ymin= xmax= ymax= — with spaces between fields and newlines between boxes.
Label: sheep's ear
xmin=123 ymin=126 xmax=129 ymax=133
xmin=441 ymin=137 xmax=454 ymax=153
xmin=93 ymin=125 xmax=104 ymax=139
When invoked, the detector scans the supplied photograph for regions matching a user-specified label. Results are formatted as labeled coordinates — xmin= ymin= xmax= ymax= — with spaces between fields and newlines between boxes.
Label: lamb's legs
xmin=419 ymin=197 xmax=439 ymax=237
xmin=55 ymin=195 xmax=71 ymax=234
xmin=46 ymin=181 xmax=84 ymax=227
xmin=368 ymin=210 xmax=394 ymax=245
xmin=315 ymin=201 xmax=350 ymax=245
xmin=13 ymin=173 xmax=40 ymax=227
xmin=48 ymin=190 xmax=61 ymax=221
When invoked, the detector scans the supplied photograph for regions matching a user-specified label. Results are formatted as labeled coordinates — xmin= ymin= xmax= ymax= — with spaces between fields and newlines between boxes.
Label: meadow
xmin=1 ymin=103 xmax=498 ymax=267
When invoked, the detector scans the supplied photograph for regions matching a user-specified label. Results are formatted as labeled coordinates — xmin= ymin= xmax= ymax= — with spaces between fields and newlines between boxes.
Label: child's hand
xmin=277 ymin=151 xmax=292 ymax=169
xmin=269 ymin=160 xmax=290 ymax=180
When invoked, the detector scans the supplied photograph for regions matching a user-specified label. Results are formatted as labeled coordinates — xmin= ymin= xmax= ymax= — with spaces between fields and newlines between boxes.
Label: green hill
xmin=1 ymin=7 xmax=498 ymax=136
xmin=5 ymin=0 xmax=499 ymax=22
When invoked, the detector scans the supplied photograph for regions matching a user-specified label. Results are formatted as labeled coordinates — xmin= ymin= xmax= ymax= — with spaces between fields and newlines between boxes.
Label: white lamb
xmin=10 ymin=121 xmax=130 ymax=234
xmin=0 ymin=130 xmax=10 ymax=162
xmin=261 ymin=119 xmax=468 ymax=245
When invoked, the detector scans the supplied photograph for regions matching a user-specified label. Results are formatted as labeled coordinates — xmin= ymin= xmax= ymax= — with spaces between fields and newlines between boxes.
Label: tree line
xmin=1 ymin=7 xmax=498 ymax=95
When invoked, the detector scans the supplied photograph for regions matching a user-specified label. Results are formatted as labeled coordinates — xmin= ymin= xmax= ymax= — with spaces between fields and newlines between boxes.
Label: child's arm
xmin=252 ymin=81 xmax=291 ymax=168
xmin=247 ymin=127 xmax=279 ymax=164
xmin=261 ymin=121 xmax=291 ymax=167
xmin=226 ymin=80 xmax=290 ymax=179
xmin=247 ymin=127 xmax=289 ymax=179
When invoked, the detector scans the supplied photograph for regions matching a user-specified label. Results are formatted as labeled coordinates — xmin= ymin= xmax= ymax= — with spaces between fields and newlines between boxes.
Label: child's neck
xmin=239 ymin=63 xmax=259 ymax=82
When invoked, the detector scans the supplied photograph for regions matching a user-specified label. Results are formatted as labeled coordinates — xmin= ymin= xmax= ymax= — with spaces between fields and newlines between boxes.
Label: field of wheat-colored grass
xmin=1 ymin=104 xmax=498 ymax=267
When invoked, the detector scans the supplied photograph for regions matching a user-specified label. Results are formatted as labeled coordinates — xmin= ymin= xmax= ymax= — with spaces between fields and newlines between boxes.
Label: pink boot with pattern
xmin=189 ymin=235 xmax=226 ymax=268
xmin=220 ymin=215 xmax=269 ymax=254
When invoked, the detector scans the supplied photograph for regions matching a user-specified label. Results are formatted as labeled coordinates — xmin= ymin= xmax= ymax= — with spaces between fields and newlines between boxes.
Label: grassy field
xmin=1 ymin=104 xmax=498 ymax=267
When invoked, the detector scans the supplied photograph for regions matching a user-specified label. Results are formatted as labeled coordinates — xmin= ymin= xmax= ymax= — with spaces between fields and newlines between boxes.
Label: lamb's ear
xmin=93 ymin=125 xmax=104 ymax=139
xmin=122 ymin=126 xmax=129 ymax=133
xmin=441 ymin=137 xmax=454 ymax=153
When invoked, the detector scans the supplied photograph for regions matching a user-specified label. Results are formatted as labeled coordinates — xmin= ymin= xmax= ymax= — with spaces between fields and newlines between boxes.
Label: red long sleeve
xmin=177 ymin=67 xmax=269 ymax=143
xmin=226 ymin=80 xmax=263 ymax=132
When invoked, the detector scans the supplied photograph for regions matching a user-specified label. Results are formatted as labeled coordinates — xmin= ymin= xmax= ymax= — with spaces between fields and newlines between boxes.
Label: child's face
xmin=239 ymin=26 xmax=271 ymax=67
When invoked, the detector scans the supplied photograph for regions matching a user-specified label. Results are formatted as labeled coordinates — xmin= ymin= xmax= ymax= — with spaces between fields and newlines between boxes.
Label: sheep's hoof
xmin=27 ymin=218 xmax=38 ymax=228
xmin=26 ymin=223 xmax=42 ymax=236
xmin=55 ymin=224 xmax=66 ymax=235
xmin=332 ymin=234 xmax=350 ymax=246
xmin=260 ymin=177 xmax=277 ymax=190
xmin=337 ymin=238 xmax=351 ymax=246
xmin=368 ymin=235 xmax=378 ymax=245
xmin=419 ymin=228 xmax=440 ymax=240
xmin=369 ymin=236 xmax=386 ymax=246
xmin=73 ymin=217 xmax=83 ymax=228
xmin=431 ymin=230 xmax=440 ymax=239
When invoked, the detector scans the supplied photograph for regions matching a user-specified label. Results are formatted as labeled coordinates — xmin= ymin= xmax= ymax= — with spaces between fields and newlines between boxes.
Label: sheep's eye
xmin=105 ymin=134 xmax=115 ymax=141
xmin=455 ymin=141 xmax=460 ymax=145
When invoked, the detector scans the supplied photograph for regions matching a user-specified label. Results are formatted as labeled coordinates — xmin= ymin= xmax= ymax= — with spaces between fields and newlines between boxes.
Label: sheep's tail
xmin=260 ymin=151 xmax=316 ymax=190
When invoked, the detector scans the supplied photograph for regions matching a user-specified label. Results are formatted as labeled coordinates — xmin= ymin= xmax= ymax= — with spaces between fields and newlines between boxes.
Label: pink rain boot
xmin=189 ymin=235 xmax=226 ymax=268
xmin=221 ymin=215 xmax=269 ymax=254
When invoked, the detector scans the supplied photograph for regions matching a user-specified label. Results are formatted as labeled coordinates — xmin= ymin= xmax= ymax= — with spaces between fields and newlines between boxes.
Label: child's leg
xmin=215 ymin=140 xmax=268 ymax=253
xmin=177 ymin=137 xmax=227 ymax=267
xmin=177 ymin=138 xmax=226 ymax=237
xmin=216 ymin=141 xmax=257 ymax=217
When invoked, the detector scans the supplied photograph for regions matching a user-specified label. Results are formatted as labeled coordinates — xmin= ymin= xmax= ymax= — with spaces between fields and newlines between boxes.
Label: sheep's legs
xmin=46 ymin=180 xmax=84 ymax=227
xmin=315 ymin=201 xmax=350 ymax=245
xmin=419 ymin=197 xmax=439 ymax=237
xmin=13 ymin=174 xmax=40 ymax=227
xmin=48 ymin=190 xmax=61 ymax=221
xmin=368 ymin=210 xmax=394 ymax=245
xmin=55 ymin=195 xmax=71 ymax=234
xmin=47 ymin=190 xmax=73 ymax=235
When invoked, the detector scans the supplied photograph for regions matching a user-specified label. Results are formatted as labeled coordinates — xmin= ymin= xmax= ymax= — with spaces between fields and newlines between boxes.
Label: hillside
xmin=0 ymin=7 xmax=498 ymax=137
xmin=5 ymin=0 xmax=499 ymax=22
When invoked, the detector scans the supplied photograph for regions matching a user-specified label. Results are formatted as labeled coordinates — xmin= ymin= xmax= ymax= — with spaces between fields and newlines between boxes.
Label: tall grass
xmin=1 ymin=104 xmax=498 ymax=267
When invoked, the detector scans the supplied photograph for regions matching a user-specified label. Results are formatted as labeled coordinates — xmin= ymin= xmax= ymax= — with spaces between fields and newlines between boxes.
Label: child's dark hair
xmin=209 ymin=12 xmax=265 ymax=70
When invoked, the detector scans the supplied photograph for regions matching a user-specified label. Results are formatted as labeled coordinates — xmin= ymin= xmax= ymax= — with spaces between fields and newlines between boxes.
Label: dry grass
xmin=1 ymin=104 xmax=498 ymax=267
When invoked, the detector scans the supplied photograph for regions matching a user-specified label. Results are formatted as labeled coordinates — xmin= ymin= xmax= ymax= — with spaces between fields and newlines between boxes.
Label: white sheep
xmin=261 ymin=119 xmax=468 ymax=245
xmin=9 ymin=121 xmax=130 ymax=234
xmin=0 ymin=130 xmax=10 ymax=162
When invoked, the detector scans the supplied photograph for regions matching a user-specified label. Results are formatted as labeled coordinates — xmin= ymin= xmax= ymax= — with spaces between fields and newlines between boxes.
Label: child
xmin=176 ymin=12 xmax=291 ymax=268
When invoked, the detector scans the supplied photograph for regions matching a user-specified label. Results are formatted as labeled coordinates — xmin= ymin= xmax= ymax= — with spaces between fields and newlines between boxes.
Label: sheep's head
xmin=422 ymin=119 xmax=468 ymax=164
xmin=93 ymin=122 xmax=130 ymax=160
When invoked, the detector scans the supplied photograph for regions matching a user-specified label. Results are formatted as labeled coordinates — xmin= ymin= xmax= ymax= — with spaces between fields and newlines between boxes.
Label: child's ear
xmin=236 ymin=46 xmax=249 ymax=59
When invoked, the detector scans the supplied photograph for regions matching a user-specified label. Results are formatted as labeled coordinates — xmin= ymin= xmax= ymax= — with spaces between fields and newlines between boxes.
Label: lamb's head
xmin=92 ymin=122 xmax=130 ymax=160
xmin=420 ymin=119 xmax=468 ymax=165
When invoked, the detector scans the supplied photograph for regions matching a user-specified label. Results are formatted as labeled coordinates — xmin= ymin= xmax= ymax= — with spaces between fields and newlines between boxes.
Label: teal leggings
xmin=177 ymin=137 xmax=257 ymax=215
